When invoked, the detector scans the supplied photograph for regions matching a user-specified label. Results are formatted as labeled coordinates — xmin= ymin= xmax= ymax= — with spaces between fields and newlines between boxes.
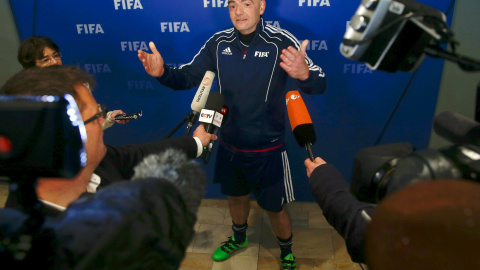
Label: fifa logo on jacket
xmin=254 ymin=51 xmax=270 ymax=58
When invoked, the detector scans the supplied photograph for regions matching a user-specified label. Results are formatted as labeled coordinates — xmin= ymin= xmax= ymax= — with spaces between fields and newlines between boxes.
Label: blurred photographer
xmin=305 ymin=155 xmax=480 ymax=269
xmin=0 ymin=65 xmax=216 ymax=269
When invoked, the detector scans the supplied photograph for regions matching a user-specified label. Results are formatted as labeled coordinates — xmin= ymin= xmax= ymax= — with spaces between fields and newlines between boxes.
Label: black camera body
xmin=0 ymin=95 xmax=86 ymax=179
xmin=351 ymin=112 xmax=480 ymax=203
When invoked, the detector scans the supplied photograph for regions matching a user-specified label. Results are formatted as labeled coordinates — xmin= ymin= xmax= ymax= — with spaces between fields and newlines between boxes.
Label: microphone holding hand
xmin=286 ymin=90 xmax=316 ymax=161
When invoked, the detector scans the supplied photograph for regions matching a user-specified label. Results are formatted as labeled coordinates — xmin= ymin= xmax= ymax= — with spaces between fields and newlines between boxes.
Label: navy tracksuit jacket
xmin=158 ymin=18 xmax=327 ymax=151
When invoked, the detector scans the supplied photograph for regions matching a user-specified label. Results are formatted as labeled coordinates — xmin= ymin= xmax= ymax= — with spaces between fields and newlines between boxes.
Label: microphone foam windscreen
xmin=286 ymin=90 xmax=316 ymax=146
xmin=132 ymin=148 xmax=207 ymax=215
xmin=191 ymin=71 xmax=215 ymax=112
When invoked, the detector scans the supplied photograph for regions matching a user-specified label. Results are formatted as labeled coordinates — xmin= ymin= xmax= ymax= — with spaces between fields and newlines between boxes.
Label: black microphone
xmin=198 ymin=92 xmax=224 ymax=161
xmin=286 ymin=90 xmax=316 ymax=161
xmin=433 ymin=111 xmax=480 ymax=146
xmin=204 ymin=105 xmax=228 ymax=163
xmin=198 ymin=92 xmax=224 ymax=133
xmin=185 ymin=71 xmax=215 ymax=135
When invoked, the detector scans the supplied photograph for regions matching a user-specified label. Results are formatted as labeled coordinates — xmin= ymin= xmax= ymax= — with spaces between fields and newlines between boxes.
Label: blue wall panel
xmin=9 ymin=0 xmax=455 ymax=201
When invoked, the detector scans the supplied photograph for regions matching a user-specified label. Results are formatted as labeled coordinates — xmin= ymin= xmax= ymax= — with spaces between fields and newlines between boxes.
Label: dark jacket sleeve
xmin=101 ymin=136 xmax=199 ymax=180
xmin=156 ymin=37 xmax=216 ymax=90
xmin=308 ymin=164 xmax=376 ymax=263
xmin=295 ymin=69 xmax=327 ymax=95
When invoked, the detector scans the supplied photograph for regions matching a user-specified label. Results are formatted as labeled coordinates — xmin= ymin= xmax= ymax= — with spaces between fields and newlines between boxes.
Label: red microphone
xmin=286 ymin=90 xmax=316 ymax=161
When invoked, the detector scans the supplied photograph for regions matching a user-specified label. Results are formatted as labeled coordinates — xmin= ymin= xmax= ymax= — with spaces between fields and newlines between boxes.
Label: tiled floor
xmin=0 ymin=182 xmax=366 ymax=269
xmin=182 ymin=199 xmax=366 ymax=270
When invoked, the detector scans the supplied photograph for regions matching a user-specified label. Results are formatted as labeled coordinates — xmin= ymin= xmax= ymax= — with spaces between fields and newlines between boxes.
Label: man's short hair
xmin=17 ymin=36 xmax=61 ymax=69
xmin=0 ymin=65 xmax=95 ymax=110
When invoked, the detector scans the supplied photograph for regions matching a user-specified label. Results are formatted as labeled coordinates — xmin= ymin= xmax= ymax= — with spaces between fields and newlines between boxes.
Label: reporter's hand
xmin=193 ymin=124 xmax=217 ymax=147
xmin=304 ymin=157 xmax=327 ymax=178
xmin=138 ymin=41 xmax=165 ymax=77
xmin=109 ymin=110 xmax=129 ymax=124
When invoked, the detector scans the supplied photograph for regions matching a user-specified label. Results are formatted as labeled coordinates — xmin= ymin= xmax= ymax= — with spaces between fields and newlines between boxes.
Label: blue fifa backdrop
xmin=10 ymin=0 xmax=455 ymax=201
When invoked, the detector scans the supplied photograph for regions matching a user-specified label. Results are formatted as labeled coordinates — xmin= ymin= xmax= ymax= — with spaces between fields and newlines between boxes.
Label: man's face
xmin=228 ymin=0 xmax=265 ymax=35
xmin=75 ymin=85 xmax=107 ymax=169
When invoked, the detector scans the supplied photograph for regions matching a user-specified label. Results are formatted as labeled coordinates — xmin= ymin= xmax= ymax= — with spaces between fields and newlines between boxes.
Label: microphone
xmin=185 ymin=71 xmax=215 ymax=135
xmin=198 ymin=92 xmax=224 ymax=162
xmin=286 ymin=90 xmax=316 ymax=161
xmin=204 ymin=105 xmax=228 ymax=163
xmin=433 ymin=111 xmax=480 ymax=146
xmin=132 ymin=148 xmax=208 ymax=215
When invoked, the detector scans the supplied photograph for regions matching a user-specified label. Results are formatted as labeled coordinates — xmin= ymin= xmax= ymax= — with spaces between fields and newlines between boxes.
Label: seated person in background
xmin=17 ymin=35 xmax=127 ymax=130
xmin=1 ymin=65 xmax=217 ymax=216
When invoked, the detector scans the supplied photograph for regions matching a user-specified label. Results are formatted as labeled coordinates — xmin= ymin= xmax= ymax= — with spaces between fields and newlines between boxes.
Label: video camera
xmin=0 ymin=95 xmax=86 ymax=265
xmin=342 ymin=0 xmax=480 ymax=203
xmin=351 ymin=111 xmax=480 ymax=203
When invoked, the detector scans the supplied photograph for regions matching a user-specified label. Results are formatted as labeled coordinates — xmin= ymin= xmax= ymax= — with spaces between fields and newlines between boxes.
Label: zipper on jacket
xmin=243 ymin=50 xmax=247 ymax=59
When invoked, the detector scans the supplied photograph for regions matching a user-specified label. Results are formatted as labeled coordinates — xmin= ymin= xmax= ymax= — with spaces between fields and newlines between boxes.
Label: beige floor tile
xmin=312 ymin=259 xmax=363 ymax=270
xmin=200 ymin=198 xmax=229 ymax=208
xmin=211 ymin=255 xmax=258 ymax=270
xmin=309 ymin=211 xmax=334 ymax=229
xmin=292 ymin=257 xmax=317 ymax=270
xmin=0 ymin=197 xmax=6 ymax=209
xmin=179 ymin=252 xmax=214 ymax=270
xmin=286 ymin=201 xmax=303 ymax=211
xmin=331 ymin=231 xmax=352 ymax=260
xmin=301 ymin=202 xmax=321 ymax=212
xmin=0 ymin=182 xmax=8 ymax=208
xmin=292 ymin=228 xmax=335 ymax=260
xmin=258 ymin=220 xmax=282 ymax=258
xmin=196 ymin=206 xmax=228 ymax=225
xmin=0 ymin=184 xmax=8 ymax=196
xmin=257 ymin=256 xmax=283 ymax=270
xmin=186 ymin=224 xmax=201 ymax=253
xmin=289 ymin=208 xmax=309 ymax=228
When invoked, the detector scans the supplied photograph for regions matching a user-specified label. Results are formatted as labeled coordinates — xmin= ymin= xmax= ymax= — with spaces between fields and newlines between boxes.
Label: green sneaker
xmin=281 ymin=253 xmax=297 ymax=270
xmin=212 ymin=235 xmax=248 ymax=262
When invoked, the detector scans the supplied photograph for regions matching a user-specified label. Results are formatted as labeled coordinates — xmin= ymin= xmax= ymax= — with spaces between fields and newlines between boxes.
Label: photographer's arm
xmin=305 ymin=158 xmax=375 ymax=263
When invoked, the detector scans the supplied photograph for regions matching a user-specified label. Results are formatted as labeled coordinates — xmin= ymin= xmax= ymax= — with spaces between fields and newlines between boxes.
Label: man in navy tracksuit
xmin=138 ymin=1 xmax=327 ymax=269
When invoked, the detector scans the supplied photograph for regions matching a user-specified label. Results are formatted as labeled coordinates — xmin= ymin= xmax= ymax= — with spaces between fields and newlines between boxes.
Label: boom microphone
xmin=286 ymin=90 xmax=316 ymax=161
xmin=433 ymin=111 xmax=480 ymax=146
xmin=185 ymin=71 xmax=215 ymax=135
